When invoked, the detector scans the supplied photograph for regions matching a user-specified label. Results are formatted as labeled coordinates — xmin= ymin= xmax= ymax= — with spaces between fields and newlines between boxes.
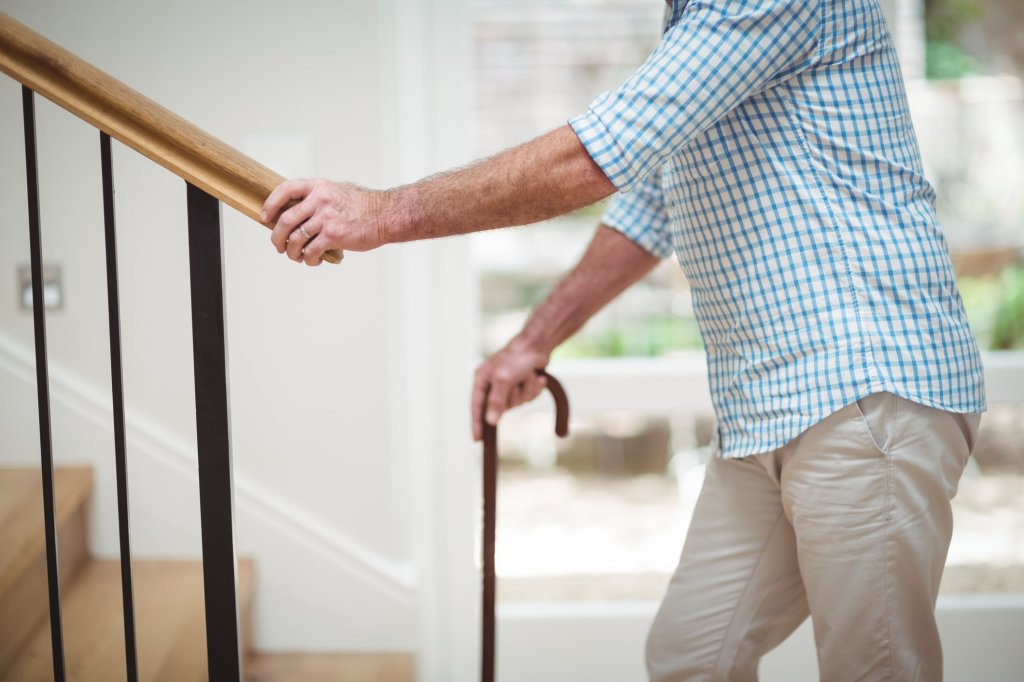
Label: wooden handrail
xmin=0 ymin=11 xmax=342 ymax=264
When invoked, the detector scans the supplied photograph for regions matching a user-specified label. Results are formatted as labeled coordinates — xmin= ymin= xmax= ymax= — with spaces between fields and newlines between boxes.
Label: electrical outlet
xmin=18 ymin=264 xmax=63 ymax=311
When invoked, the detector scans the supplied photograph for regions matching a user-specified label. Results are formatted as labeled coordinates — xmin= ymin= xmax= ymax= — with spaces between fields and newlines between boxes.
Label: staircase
xmin=0 ymin=466 xmax=414 ymax=682
xmin=1 ymin=14 xmax=415 ymax=680
xmin=0 ymin=466 xmax=254 ymax=681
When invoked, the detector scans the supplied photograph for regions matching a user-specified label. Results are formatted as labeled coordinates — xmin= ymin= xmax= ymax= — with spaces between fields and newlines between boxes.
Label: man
xmin=263 ymin=0 xmax=985 ymax=678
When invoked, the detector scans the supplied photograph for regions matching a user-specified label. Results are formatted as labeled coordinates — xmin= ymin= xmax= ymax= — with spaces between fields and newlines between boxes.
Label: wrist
xmin=378 ymin=185 xmax=423 ymax=245
xmin=511 ymin=327 xmax=556 ymax=362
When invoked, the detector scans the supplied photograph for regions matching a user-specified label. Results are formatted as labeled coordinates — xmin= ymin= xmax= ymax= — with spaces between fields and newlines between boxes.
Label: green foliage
xmin=991 ymin=266 xmax=1024 ymax=350
xmin=959 ymin=275 xmax=1002 ymax=347
xmin=959 ymin=265 xmax=1024 ymax=350
xmin=924 ymin=0 xmax=984 ymax=80
xmin=554 ymin=315 xmax=703 ymax=358
xmin=548 ymin=263 xmax=1024 ymax=358
xmin=925 ymin=0 xmax=983 ymax=42
xmin=926 ymin=40 xmax=981 ymax=79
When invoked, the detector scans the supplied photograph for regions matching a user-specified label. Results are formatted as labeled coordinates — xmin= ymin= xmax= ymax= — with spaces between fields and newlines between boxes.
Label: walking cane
xmin=480 ymin=370 xmax=570 ymax=682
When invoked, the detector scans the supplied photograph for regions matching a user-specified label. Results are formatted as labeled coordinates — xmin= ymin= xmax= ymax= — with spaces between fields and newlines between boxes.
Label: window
xmin=915 ymin=0 xmax=1024 ymax=594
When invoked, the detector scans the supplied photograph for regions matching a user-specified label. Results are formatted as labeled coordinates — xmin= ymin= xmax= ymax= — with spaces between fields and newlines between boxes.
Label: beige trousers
xmin=646 ymin=393 xmax=980 ymax=682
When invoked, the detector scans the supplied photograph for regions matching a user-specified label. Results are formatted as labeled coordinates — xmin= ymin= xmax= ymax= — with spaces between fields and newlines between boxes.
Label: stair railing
xmin=0 ymin=12 xmax=339 ymax=681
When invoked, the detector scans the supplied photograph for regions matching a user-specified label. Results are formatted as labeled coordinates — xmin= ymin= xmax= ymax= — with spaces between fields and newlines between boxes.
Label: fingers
xmin=285 ymin=222 xmax=321 ymax=262
xmin=484 ymin=375 xmax=544 ymax=428
xmin=508 ymin=373 xmax=547 ymax=409
xmin=272 ymin=201 xmax=317 ymax=254
xmin=302 ymin=233 xmax=332 ymax=266
xmin=472 ymin=367 xmax=490 ymax=441
xmin=472 ymin=360 xmax=550 ymax=441
xmin=485 ymin=369 xmax=516 ymax=429
xmin=523 ymin=372 xmax=547 ymax=404
xmin=509 ymin=383 xmax=525 ymax=410
xmin=263 ymin=178 xmax=314 ymax=225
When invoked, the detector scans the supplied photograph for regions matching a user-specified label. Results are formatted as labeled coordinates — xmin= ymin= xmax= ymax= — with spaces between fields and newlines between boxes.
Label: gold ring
xmin=299 ymin=225 xmax=312 ymax=240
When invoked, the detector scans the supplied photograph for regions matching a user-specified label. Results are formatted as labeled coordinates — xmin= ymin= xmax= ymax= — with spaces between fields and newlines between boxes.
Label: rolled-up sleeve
xmin=570 ymin=0 xmax=820 ymax=192
xmin=602 ymin=166 xmax=674 ymax=259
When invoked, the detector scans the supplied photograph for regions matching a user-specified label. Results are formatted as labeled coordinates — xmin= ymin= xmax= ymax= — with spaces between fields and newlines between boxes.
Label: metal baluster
xmin=100 ymin=132 xmax=139 ymax=681
xmin=22 ymin=85 xmax=66 ymax=682
xmin=186 ymin=183 xmax=242 ymax=681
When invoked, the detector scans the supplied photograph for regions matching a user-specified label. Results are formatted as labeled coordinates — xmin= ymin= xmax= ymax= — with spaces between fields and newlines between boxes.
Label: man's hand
xmin=262 ymin=179 xmax=391 ymax=266
xmin=472 ymin=337 xmax=552 ymax=441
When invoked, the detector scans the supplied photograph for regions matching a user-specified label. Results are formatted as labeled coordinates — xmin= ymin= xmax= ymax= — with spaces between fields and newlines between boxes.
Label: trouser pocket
xmin=852 ymin=392 xmax=898 ymax=455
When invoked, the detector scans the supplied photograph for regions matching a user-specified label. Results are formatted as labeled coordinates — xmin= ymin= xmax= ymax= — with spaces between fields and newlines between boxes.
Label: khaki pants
xmin=647 ymin=393 xmax=980 ymax=682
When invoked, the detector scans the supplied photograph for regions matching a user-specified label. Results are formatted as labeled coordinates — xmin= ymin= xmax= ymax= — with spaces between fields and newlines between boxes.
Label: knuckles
xmin=492 ymin=369 xmax=515 ymax=384
xmin=322 ymin=223 xmax=341 ymax=242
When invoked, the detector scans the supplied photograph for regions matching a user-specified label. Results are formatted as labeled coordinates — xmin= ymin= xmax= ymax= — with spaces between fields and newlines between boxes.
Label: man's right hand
xmin=472 ymin=338 xmax=552 ymax=441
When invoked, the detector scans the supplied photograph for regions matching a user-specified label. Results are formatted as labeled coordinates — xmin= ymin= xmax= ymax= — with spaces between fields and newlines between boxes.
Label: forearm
xmin=471 ymin=224 xmax=660 ymax=435
xmin=514 ymin=225 xmax=661 ymax=355
xmin=387 ymin=125 xmax=615 ymax=242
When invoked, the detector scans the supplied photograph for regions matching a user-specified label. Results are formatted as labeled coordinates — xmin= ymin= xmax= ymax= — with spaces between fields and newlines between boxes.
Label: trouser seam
xmin=883 ymin=442 xmax=896 ymax=680
xmin=710 ymin=509 xmax=789 ymax=680
xmin=883 ymin=393 xmax=900 ymax=454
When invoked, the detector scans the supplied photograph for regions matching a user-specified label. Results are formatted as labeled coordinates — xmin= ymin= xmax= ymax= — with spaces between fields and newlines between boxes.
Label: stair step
xmin=0 ymin=466 xmax=92 ymax=675
xmin=244 ymin=652 xmax=415 ymax=682
xmin=5 ymin=558 xmax=255 ymax=682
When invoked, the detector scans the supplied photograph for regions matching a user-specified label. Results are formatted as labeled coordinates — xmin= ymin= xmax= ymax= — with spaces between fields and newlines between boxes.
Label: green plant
xmin=926 ymin=40 xmax=981 ymax=79
xmin=959 ymin=265 xmax=1024 ymax=350
xmin=925 ymin=0 xmax=984 ymax=80
xmin=958 ymin=274 xmax=1001 ymax=348
xmin=554 ymin=315 xmax=703 ymax=359
xmin=991 ymin=265 xmax=1024 ymax=349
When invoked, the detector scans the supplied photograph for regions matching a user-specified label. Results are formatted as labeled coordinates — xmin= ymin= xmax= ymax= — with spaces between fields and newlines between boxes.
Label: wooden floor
xmin=245 ymin=653 xmax=415 ymax=682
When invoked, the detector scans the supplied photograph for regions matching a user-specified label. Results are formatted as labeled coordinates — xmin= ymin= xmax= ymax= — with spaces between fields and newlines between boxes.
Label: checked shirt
xmin=569 ymin=0 xmax=986 ymax=458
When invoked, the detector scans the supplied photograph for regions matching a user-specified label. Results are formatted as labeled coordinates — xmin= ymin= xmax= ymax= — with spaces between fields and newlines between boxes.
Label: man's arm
xmin=470 ymin=225 xmax=660 ymax=440
xmin=261 ymin=126 xmax=615 ymax=265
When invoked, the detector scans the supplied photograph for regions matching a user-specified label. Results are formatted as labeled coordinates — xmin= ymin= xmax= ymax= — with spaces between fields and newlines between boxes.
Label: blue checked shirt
xmin=569 ymin=0 xmax=986 ymax=458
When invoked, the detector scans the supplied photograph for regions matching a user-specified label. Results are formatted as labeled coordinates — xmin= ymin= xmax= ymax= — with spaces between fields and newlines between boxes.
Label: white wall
xmin=0 ymin=0 xmax=470 ymax=652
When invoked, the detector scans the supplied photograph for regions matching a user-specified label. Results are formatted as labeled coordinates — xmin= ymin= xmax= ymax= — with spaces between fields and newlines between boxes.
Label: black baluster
xmin=186 ymin=183 xmax=242 ymax=681
xmin=100 ymin=132 xmax=139 ymax=682
xmin=22 ymin=85 xmax=66 ymax=682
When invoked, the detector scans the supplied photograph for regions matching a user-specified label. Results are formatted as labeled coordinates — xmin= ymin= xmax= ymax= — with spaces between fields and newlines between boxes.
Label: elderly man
xmin=263 ymin=0 xmax=985 ymax=679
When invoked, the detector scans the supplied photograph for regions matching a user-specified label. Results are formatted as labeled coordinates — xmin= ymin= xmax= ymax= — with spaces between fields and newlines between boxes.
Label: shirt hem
xmin=712 ymin=388 xmax=987 ymax=460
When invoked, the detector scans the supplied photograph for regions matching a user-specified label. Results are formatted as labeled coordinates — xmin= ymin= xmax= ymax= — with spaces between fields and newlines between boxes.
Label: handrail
xmin=0 ymin=11 xmax=341 ymax=264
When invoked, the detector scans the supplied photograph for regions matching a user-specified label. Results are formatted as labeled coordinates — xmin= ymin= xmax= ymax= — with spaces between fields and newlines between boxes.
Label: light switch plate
xmin=18 ymin=264 xmax=62 ymax=311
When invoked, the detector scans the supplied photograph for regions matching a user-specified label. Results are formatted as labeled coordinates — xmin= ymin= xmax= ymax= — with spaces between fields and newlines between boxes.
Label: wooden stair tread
xmin=0 ymin=467 xmax=92 ymax=677
xmin=153 ymin=558 xmax=255 ymax=682
xmin=6 ymin=558 xmax=255 ymax=682
xmin=0 ymin=467 xmax=93 ymax=596
xmin=244 ymin=652 xmax=415 ymax=682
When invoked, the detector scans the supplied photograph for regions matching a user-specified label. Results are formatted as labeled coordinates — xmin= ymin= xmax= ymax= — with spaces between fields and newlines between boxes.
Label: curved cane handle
xmin=538 ymin=370 xmax=570 ymax=438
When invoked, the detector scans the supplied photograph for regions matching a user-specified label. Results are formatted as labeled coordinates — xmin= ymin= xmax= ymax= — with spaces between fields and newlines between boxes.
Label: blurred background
xmin=470 ymin=0 xmax=1024 ymax=679
xmin=0 ymin=0 xmax=1020 ymax=680
xmin=474 ymin=0 xmax=1023 ymax=597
